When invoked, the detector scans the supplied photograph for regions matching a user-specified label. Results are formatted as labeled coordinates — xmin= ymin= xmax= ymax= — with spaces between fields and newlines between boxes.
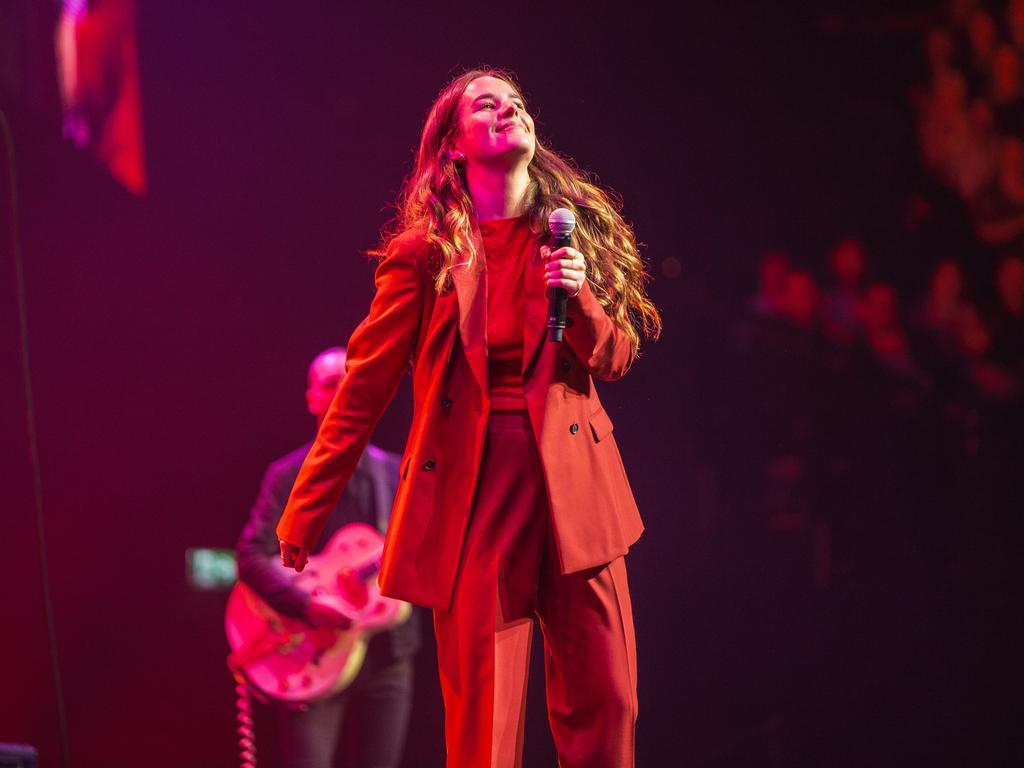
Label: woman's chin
xmin=492 ymin=139 xmax=536 ymax=161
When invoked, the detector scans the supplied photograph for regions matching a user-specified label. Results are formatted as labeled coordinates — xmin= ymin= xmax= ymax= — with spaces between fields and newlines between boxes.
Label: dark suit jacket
xmin=237 ymin=441 xmax=420 ymax=663
xmin=277 ymin=225 xmax=643 ymax=610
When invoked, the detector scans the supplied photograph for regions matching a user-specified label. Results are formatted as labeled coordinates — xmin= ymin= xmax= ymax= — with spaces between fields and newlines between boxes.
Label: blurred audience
xmin=736 ymin=229 xmax=1022 ymax=603
xmin=917 ymin=0 xmax=1024 ymax=246
xmin=707 ymin=3 xmax=1023 ymax=759
xmin=858 ymin=282 xmax=919 ymax=377
xmin=822 ymin=238 xmax=868 ymax=346
xmin=779 ymin=271 xmax=822 ymax=331
xmin=990 ymin=254 xmax=1024 ymax=374
xmin=750 ymin=250 xmax=792 ymax=318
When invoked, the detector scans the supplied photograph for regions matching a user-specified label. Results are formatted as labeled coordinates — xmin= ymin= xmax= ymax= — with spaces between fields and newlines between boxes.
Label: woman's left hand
xmin=541 ymin=245 xmax=587 ymax=298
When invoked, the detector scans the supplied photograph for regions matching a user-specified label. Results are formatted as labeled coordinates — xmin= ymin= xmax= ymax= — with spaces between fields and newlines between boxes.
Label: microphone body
xmin=546 ymin=208 xmax=577 ymax=342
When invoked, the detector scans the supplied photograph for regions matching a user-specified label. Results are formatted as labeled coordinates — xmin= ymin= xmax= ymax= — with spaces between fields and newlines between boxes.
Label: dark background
xmin=2 ymin=1 xmax=1017 ymax=766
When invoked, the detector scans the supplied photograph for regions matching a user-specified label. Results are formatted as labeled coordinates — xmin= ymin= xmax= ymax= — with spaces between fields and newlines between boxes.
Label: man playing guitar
xmin=234 ymin=346 xmax=419 ymax=768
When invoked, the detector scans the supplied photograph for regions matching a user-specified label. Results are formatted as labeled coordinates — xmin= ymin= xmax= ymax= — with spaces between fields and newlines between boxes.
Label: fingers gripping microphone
xmin=547 ymin=208 xmax=577 ymax=342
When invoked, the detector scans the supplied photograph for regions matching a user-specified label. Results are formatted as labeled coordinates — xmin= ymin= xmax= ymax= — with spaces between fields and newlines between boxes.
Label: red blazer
xmin=276 ymin=226 xmax=643 ymax=610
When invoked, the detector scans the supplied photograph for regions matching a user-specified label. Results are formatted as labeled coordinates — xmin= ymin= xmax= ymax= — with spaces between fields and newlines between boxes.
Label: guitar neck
xmin=353 ymin=556 xmax=381 ymax=582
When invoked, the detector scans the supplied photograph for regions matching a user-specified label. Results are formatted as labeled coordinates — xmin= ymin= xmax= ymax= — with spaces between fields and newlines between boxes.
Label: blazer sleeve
xmin=276 ymin=238 xmax=426 ymax=551
xmin=236 ymin=459 xmax=311 ymax=618
xmin=563 ymin=281 xmax=636 ymax=381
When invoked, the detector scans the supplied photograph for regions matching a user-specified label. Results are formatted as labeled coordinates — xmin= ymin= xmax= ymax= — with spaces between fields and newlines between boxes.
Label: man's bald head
xmin=306 ymin=347 xmax=346 ymax=424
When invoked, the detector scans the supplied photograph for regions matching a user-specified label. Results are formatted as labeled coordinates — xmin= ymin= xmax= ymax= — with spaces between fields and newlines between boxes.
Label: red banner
xmin=56 ymin=0 xmax=146 ymax=193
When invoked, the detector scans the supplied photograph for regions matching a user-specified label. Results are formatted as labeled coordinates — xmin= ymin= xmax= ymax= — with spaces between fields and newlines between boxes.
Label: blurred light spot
xmin=661 ymin=256 xmax=682 ymax=279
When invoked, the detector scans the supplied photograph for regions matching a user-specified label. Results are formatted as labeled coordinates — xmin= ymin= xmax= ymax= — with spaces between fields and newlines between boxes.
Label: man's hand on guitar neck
xmin=279 ymin=539 xmax=310 ymax=572
xmin=305 ymin=594 xmax=354 ymax=630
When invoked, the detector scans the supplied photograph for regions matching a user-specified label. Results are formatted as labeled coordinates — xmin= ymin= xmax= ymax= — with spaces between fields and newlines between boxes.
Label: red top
xmin=480 ymin=215 xmax=532 ymax=411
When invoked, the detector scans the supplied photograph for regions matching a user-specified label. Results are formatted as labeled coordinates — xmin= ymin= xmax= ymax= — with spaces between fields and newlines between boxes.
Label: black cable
xmin=0 ymin=108 xmax=72 ymax=768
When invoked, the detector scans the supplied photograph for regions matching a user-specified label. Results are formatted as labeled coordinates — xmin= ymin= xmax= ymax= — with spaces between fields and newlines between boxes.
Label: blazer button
xmin=440 ymin=396 xmax=453 ymax=409
xmin=569 ymin=423 xmax=579 ymax=435
xmin=560 ymin=359 xmax=571 ymax=371
xmin=423 ymin=458 xmax=436 ymax=471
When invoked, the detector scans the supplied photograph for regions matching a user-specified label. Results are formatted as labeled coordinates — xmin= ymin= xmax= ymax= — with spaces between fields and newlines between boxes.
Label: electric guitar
xmin=225 ymin=523 xmax=410 ymax=703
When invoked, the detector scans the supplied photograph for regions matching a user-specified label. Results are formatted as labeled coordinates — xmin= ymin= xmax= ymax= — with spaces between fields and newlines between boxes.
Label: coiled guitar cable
xmin=233 ymin=678 xmax=258 ymax=768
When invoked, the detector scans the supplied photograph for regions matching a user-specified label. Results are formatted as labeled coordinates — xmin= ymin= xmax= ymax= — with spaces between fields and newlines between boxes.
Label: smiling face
xmin=451 ymin=75 xmax=536 ymax=171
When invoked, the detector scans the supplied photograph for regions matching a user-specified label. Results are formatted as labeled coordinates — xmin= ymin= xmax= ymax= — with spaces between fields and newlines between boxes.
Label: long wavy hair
xmin=375 ymin=67 xmax=661 ymax=349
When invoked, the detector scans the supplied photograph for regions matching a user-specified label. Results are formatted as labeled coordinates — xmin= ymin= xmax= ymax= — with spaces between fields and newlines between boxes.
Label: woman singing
xmin=276 ymin=67 xmax=661 ymax=768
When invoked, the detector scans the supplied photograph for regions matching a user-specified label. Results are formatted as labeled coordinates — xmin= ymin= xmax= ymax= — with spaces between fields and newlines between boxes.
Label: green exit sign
xmin=185 ymin=548 xmax=238 ymax=590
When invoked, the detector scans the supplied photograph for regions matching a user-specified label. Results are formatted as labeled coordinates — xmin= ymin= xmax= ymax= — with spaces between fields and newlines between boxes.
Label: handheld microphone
xmin=546 ymin=208 xmax=577 ymax=342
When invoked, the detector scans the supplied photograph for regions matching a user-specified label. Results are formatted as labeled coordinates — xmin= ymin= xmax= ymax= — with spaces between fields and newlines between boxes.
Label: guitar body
xmin=225 ymin=523 xmax=411 ymax=703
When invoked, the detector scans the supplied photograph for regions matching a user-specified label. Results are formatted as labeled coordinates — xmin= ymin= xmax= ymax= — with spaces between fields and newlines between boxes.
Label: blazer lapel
xmin=450 ymin=228 xmax=489 ymax=396
xmin=522 ymin=233 xmax=548 ymax=375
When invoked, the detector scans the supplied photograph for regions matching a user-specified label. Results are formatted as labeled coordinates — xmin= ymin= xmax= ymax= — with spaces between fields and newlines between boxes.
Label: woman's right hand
xmin=279 ymin=539 xmax=310 ymax=572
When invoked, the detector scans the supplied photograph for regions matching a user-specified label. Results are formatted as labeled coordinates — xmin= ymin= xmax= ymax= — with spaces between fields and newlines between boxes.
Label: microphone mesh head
xmin=548 ymin=208 xmax=576 ymax=236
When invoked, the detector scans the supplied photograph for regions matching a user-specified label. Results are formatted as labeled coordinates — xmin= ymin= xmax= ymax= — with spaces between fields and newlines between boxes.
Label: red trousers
xmin=433 ymin=412 xmax=638 ymax=768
